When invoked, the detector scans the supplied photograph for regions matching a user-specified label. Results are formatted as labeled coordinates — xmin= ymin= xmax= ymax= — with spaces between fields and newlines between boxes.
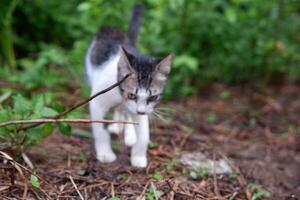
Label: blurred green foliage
xmin=7 ymin=0 xmax=300 ymax=97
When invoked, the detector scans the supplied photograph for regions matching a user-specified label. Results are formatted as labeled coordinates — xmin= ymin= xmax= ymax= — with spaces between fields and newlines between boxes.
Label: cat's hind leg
xmin=107 ymin=108 xmax=124 ymax=135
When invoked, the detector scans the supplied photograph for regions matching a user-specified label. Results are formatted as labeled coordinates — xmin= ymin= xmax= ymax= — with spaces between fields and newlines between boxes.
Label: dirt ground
xmin=1 ymin=83 xmax=300 ymax=199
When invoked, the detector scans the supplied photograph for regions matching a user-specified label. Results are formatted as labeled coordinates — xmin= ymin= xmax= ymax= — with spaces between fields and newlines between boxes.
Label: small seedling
xmin=189 ymin=166 xmax=210 ymax=180
xmin=149 ymin=140 xmax=158 ymax=149
xmin=205 ymin=112 xmax=217 ymax=123
xmin=146 ymin=182 xmax=164 ymax=200
xmin=108 ymin=197 xmax=120 ymax=200
xmin=79 ymin=151 xmax=87 ymax=162
xmin=77 ymin=169 xmax=86 ymax=176
xmin=111 ymin=141 xmax=120 ymax=151
xmin=122 ymin=174 xmax=131 ymax=181
xmin=152 ymin=171 xmax=163 ymax=181
xmin=247 ymin=183 xmax=271 ymax=200
xmin=220 ymin=90 xmax=231 ymax=100
xmin=228 ymin=172 xmax=238 ymax=180
xmin=30 ymin=174 xmax=40 ymax=188
xmin=163 ymin=159 xmax=178 ymax=171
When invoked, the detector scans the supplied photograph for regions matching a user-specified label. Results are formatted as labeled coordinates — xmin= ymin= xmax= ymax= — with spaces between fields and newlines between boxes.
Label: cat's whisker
xmin=153 ymin=107 xmax=174 ymax=120
xmin=152 ymin=111 xmax=165 ymax=121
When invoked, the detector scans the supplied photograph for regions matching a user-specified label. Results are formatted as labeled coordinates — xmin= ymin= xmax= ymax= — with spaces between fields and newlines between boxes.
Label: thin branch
xmin=69 ymin=175 xmax=84 ymax=200
xmin=16 ymin=74 xmax=131 ymax=132
xmin=57 ymin=73 xmax=130 ymax=118
xmin=0 ymin=118 xmax=137 ymax=128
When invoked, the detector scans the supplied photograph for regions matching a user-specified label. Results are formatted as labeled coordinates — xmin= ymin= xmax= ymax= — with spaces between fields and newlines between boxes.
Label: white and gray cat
xmin=85 ymin=5 xmax=172 ymax=168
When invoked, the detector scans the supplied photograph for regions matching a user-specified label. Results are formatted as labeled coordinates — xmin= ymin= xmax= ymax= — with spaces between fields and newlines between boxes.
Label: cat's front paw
xmin=131 ymin=155 xmax=147 ymax=168
xmin=96 ymin=151 xmax=117 ymax=163
xmin=107 ymin=124 xmax=123 ymax=135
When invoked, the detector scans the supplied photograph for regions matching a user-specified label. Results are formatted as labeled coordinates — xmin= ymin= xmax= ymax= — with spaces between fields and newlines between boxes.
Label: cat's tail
xmin=128 ymin=4 xmax=143 ymax=45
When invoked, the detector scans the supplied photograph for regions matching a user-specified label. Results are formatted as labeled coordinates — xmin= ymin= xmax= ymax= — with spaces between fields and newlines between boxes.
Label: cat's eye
xmin=147 ymin=95 xmax=158 ymax=102
xmin=127 ymin=92 xmax=137 ymax=100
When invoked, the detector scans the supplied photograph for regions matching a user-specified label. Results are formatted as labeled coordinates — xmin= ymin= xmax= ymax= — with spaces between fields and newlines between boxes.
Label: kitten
xmin=85 ymin=5 xmax=172 ymax=168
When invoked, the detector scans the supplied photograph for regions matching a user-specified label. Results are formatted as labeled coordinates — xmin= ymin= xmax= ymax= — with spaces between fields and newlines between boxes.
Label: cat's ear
xmin=153 ymin=54 xmax=172 ymax=84
xmin=152 ymin=54 xmax=172 ymax=86
xmin=118 ymin=46 xmax=135 ymax=75
xmin=155 ymin=54 xmax=172 ymax=76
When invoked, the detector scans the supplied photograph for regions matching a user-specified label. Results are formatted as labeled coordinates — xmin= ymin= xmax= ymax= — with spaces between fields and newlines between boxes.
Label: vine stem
xmin=0 ymin=118 xmax=137 ymax=128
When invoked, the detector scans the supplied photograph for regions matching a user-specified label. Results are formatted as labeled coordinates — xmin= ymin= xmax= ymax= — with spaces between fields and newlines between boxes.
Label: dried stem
xmin=69 ymin=175 xmax=84 ymax=200
xmin=0 ymin=118 xmax=137 ymax=128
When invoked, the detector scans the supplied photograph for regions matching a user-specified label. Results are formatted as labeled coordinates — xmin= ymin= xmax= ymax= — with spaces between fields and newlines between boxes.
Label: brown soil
xmin=1 ymin=83 xmax=300 ymax=199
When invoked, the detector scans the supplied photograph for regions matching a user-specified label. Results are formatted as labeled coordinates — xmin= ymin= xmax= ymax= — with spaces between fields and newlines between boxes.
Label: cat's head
xmin=118 ymin=47 xmax=172 ymax=115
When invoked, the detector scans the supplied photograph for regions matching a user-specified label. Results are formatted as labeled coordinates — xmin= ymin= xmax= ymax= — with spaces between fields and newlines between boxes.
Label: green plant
xmin=0 ymin=92 xmax=77 ymax=153
xmin=220 ymin=90 xmax=231 ymax=100
xmin=148 ymin=140 xmax=158 ymax=149
xmin=152 ymin=171 xmax=163 ymax=181
xmin=189 ymin=166 xmax=210 ymax=180
xmin=30 ymin=174 xmax=40 ymax=188
xmin=108 ymin=197 xmax=120 ymax=200
xmin=163 ymin=159 xmax=178 ymax=171
xmin=205 ymin=112 xmax=217 ymax=123
xmin=146 ymin=182 xmax=164 ymax=200
xmin=247 ymin=183 xmax=271 ymax=200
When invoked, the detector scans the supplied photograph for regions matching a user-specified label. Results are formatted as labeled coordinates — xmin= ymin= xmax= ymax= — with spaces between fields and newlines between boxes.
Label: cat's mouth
xmin=137 ymin=111 xmax=146 ymax=115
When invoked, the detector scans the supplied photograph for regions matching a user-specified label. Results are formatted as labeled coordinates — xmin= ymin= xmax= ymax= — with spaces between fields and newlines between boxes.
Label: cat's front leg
xmin=90 ymin=99 xmax=116 ymax=163
xmin=130 ymin=115 xmax=149 ymax=168
xmin=124 ymin=114 xmax=137 ymax=146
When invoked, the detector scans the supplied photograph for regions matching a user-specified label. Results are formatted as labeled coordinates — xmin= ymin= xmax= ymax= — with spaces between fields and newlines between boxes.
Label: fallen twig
xmin=137 ymin=181 xmax=150 ymax=200
xmin=0 ymin=151 xmax=28 ymax=200
xmin=212 ymin=151 xmax=221 ymax=198
xmin=0 ymin=118 xmax=137 ymax=128
xmin=69 ymin=175 xmax=84 ymax=200
xmin=0 ymin=151 xmax=57 ymax=196
xmin=21 ymin=153 xmax=34 ymax=169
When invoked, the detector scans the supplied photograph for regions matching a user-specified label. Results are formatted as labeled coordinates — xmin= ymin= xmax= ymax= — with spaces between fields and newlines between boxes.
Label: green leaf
xmin=219 ymin=90 xmax=231 ymax=100
xmin=189 ymin=171 xmax=198 ymax=180
xmin=77 ymin=2 xmax=91 ymax=12
xmin=51 ymin=101 xmax=65 ymax=113
xmin=149 ymin=183 xmax=164 ymax=199
xmin=152 ymin=171 xmax=163 ymax=181
xmin=40 ymin=107 xmax=58 ymax=117
xmin=13 ymin=94 xmax=31 ymax=115
xmin=108 ymin=197 xmax=120 ymax=200
xmin=42 ymin=124 xmax=55 ymax=135
xmin=30 ymin=174 xmax=40 ymax=188
xmin=58 ymin=123 xmax=72 ymax=136
xmin=173 ymin=55 xmax=198 ymax=72
xmin=0 ymin=89 xmax=12 ymax=103
xmin=149 ymin=141 xmax=158 ymax=149
xmin=34 ymin=95 xmax=44 ymax=113
xmin=205 ymin=112 xmax=217 ymax=123
xmin=25 ymin=127 xmax=45 ymax=144
xmin=77 ymin=169 xmax=86 ymax=176
xmin=225 ymin=8 xmax=237 ymax=23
